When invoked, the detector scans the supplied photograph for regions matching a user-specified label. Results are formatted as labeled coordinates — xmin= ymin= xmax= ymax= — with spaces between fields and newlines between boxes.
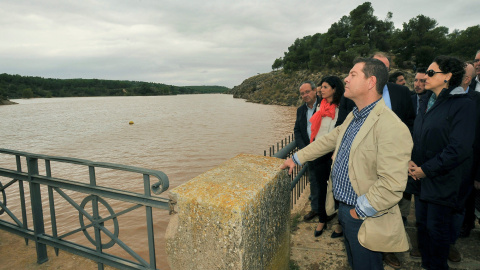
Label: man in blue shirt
xmin=282 ymin=58 xmax=412 ymax=270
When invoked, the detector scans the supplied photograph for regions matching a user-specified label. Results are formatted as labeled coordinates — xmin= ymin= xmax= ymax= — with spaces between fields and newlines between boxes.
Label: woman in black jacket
xmin=408 ymin=56 xmax=475 ymax=269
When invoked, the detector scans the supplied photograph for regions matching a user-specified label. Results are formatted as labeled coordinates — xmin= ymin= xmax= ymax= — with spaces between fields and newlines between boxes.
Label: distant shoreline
xmin=0 ymin=99 xmax=17 ymax=105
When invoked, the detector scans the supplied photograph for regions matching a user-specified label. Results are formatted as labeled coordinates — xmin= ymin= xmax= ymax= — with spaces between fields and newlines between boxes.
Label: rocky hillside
xmin=229 ymin=69 xmax=415 ymax=106
xmin=0 ymin=99 xmax=17 ymax=105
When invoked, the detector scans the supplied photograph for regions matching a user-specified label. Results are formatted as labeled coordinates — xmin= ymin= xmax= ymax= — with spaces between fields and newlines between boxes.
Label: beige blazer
xmin=297 ymin=99 xmax=413 ymax=252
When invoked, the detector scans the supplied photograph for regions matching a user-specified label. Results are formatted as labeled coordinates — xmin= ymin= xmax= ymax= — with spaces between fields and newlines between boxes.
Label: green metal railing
xmin=264 ymin=134 xmax=309 ymax=208
xmin=0 ymin=148 xmax=170 ymax=270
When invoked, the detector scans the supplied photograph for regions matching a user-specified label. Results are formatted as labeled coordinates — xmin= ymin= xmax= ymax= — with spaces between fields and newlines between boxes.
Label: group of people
xmin=281 ymin=50 xmax=480 ymax=270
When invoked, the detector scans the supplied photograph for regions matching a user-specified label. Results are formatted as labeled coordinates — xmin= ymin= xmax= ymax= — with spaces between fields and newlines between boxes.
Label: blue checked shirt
xmin=292 ymin=99 xmax=381 ymax=218
xmin=331 ymin=99 xmax=381 ymax=218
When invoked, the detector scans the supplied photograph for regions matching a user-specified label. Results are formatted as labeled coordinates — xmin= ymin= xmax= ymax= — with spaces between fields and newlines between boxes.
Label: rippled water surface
xmin=0 ymin=94 xmax=296 ymax=268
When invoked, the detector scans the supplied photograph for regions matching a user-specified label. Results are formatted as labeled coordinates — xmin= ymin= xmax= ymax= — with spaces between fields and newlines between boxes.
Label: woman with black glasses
xmin=408 ymin=56 xmax=475 ymax=269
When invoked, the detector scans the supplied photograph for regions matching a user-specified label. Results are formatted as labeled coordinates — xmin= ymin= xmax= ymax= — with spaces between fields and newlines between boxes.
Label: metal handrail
xmin=0 ymin=148 xmax=170 ymax=270
xmin=264 ymin=135 xmax=309 ymax=208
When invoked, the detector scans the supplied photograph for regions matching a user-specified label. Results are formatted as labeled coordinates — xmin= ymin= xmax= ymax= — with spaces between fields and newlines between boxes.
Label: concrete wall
xmin=165 ymin=154 xmax=291 ymax=270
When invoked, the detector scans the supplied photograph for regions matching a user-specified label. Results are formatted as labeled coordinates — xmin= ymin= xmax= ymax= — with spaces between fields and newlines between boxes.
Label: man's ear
xmin=368 ymin=76 xmax=377 ymax=91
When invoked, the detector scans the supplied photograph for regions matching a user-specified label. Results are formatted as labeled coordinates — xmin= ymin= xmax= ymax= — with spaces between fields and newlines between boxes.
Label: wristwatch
xmin=356 ymin=209 xmax=367 ymax=221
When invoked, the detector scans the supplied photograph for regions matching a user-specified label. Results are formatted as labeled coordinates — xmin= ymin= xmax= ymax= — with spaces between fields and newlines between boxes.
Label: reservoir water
xmin=0 ymin=94 xmax=297 ymax=268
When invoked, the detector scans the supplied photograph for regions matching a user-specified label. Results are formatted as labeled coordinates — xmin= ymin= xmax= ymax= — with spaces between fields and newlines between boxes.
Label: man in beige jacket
xmin=281 ymin=58 xmax=413 ymax=269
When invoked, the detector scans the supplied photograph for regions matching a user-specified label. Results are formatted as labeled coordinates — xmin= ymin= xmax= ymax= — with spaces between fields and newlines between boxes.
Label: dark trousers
xmin=450 ymin=209 xmax=464 ymax=244
xmin=338 ymin=203 xmax=383 ymax=270
xmin=462 ymin=188 xmax=476 ymax=229
xmin=415 ymin=197 xmax=453 ymax=270
xmin=308 ymin=165 xmax=319 ymax=213
xmin=309 ymin=160 xmax=331 ymax=223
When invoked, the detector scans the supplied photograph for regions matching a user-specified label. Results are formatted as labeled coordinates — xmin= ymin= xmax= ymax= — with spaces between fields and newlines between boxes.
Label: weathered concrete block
xmin=166 ymin=154 xmax=290 ymax=270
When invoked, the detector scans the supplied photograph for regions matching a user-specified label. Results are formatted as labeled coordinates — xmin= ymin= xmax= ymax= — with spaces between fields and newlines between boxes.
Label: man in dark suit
xmin=336 ymin=52 xmax=415 ymax=269
xmin=469 ymin=50 xmax=480 ymax=92
xmin=294 ymin=81 xmax=321 ymax=221
xmin=411 ymin=68 xmax=428 ymax=115
xmin=460 ymin=62 xmax=480 ymax=239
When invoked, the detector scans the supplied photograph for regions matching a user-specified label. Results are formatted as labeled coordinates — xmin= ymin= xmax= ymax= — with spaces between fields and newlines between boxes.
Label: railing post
xmin=27 ymin=156 xmax=48 ymax=264
xmin=16 ymin=155 xmax=29 ymax=245
xmin=89 ymin=166 xmax=104 ymax=270
xmin=144 ymin=174 xmax=157 ymax=269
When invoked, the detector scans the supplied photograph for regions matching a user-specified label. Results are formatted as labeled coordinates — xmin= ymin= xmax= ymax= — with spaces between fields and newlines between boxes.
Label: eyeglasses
xmin=426 ymin=70 xmax=447 ymax=77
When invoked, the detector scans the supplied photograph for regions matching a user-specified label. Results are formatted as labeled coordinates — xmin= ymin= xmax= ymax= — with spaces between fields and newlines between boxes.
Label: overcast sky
xmin=1 ymin=1 xmax=477 ymax=88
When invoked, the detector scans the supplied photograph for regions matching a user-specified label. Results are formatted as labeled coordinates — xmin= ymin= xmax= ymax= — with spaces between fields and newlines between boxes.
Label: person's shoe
xmin=314 ymin=223 xmax=327 ymax=237
xmin=409 ymin=247 xmax=421 ymax=258
xmin=331 ymin=230 xmax=343 ymax=238
xmin=448 ymin=245 xmax=461 ymax=262
xmin=303 ymin=211 xmax=318 ymax=221
xmin=383 ymin=252 xmax=402 ymax=269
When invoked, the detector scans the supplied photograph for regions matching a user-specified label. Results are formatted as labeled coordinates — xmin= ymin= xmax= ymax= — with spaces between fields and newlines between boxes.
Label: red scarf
xmin=310 ymin=99 xmax=337 ymax=143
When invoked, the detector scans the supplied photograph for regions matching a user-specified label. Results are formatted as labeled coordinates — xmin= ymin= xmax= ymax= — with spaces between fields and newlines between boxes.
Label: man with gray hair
xmin=294 ymin=80 xmax=322 ymax=222
xmin=470 ymin=50 xmax=480 ymax=92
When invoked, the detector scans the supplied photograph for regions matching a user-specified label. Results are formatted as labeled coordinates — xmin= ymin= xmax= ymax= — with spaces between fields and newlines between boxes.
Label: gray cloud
xmin=0 ymin=0 xmax=478 ymax=88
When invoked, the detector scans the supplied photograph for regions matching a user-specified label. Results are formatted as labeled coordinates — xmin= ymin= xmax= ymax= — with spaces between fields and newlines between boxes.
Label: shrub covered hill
xmin=229 ymin=70 xmax=340 ymax=107
xmin=229 ymin=69 xmax=415 ymax=107
xmin=230 ymin=1 xmax=479 ymax=106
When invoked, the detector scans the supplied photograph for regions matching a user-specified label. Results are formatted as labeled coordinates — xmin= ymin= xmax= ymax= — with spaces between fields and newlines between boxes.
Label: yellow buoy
xmin=129 ymin=121 xmax=134 ymax=125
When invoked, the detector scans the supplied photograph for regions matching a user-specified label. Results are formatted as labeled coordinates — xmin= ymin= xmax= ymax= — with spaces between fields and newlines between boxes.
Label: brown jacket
xmin=297 ymin=99 xmax=413 ymax=252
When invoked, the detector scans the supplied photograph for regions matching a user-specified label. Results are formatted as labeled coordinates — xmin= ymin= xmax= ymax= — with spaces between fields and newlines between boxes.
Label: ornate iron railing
xmin=0 ymin=148 xmax=170 ymax=270
xmin=264 ymin=135 xmax=309 ymax=208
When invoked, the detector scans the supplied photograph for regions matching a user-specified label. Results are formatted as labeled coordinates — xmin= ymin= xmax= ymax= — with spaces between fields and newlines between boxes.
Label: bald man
xmin=460 ymin=61 xmax=480 ymax=239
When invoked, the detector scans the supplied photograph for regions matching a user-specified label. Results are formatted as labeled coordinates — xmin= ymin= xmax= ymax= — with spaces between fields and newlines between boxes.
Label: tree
xmin=448 ymin=25 xmax=480 ymax=60
xmin=272 ymin=58 xmax=283 ymax=70
xmin=22 ymin=88 xmax=34 ymax=99
xmin=391 ymin=15 xmax=448 ymax=68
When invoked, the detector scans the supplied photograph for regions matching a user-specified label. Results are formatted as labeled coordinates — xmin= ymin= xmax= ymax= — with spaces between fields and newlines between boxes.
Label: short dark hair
xmin=388 ymin=71 xmax=404 ymax=83
xmin=319 ymin=76 xmax=345 ymax=105
xmin=353 ymin=57 xmax=388 ymax=95
xmin=433 ymin=56 xmax=465 ymax=88
xmin=299 ymin=80 xmax=316 ymax=90
xmin=416 ymin=67 xmax=427 ymax=74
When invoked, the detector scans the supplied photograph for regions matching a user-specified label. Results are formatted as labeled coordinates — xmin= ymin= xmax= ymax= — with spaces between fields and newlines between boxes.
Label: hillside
xmin=229 ymin=68 xmax=415 ymax=107
xmin=0 ymin=73 xmax=230 ymax=101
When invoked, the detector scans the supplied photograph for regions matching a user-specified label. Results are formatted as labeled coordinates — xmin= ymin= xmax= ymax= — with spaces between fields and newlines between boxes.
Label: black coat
xmin=336 ymin=83 xmax=415 ymax=132
xmin=407 ymin=87 xmax=476 ymax=208
xmin=467 ymin=90 xmax=480 ymax=183
xmin=470 ymin=78 xmax=478 ymax=92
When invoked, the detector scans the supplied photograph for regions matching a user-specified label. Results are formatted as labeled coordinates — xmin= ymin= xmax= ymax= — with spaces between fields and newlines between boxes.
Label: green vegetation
xmin=0 ymin=73 xmax=229 ymax=100
xmin=290 ymin=212 xmax=302 ymax=232
xmin=184 ymin=85 xmax=230 ymax=94
xmin=273 ymin=2 xmax=480 ymax=73
xmin=289 ymin=260 xmax=300 ymax=270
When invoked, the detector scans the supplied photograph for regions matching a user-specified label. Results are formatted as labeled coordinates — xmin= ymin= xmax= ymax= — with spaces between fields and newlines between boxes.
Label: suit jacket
xmin=411 ymin=92 xmax=429 ymax=116
xmin=468 ymin=90 xmax=480 ymax=182
xmin=411 ymin=94 xmax=417 ymax=115
xmin=470 ymin=78 xmax=478 ymax=93
xmin=337 ymin=83 xmax=415 ymax=133
xmin=293 ymin=96 xmax=319 ymax=150
xmin=297 ymin=99 xmax=413 ymax=252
